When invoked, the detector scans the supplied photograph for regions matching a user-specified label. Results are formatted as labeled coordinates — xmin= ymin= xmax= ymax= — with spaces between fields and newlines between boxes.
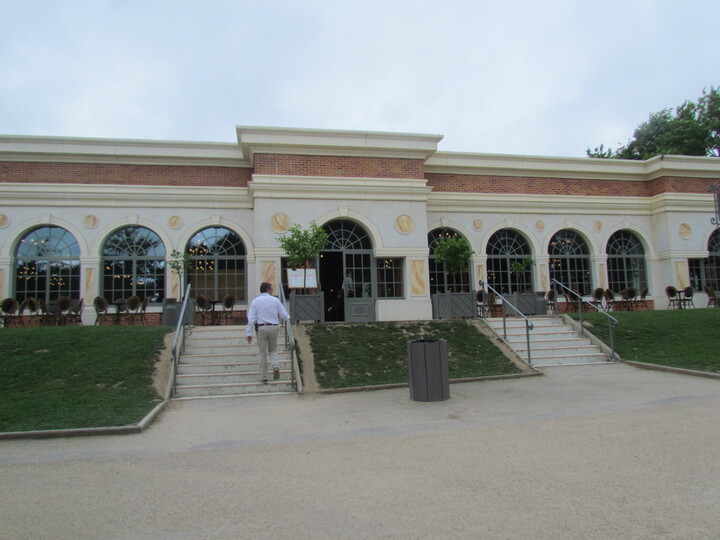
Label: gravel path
xmin=1 ymin=363 xmax=719 ymax=539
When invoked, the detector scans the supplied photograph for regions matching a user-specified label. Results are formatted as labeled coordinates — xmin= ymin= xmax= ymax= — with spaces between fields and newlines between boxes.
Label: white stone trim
xmin=237 ymin=125 xmax=442 ymax=162
xmin=0 ymin=135 xmax=247 ymax=166
xmin=249 ymin=174 xmax=431 ymax=201
xmin=0 ymin=183 xmax=252 ymax=209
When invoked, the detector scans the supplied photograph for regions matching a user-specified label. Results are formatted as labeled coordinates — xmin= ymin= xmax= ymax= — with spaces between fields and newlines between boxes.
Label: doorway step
xmin=174 ymin=325 xmax=296 ymax=399
xmin=485 ymin=316 xmax=610 ymax=367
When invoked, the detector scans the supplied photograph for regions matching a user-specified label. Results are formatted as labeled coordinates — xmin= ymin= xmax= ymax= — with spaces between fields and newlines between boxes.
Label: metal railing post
xmin=479 ymin=280 xmax=534 ymax=366
xmin=551 ymin=279 xmax=619 ymax=362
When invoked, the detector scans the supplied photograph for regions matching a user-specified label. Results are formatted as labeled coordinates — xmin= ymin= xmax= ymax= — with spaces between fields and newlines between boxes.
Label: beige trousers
xmin=257 ymin=325 xmax=280 ymax=381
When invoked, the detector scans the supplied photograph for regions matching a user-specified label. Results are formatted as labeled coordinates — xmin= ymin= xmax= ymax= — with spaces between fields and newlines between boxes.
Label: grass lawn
xmin=571 ymin=309 xmax=720 ymax=373
xmin=305 ymin=320 xmax=521 ymax=389
xmin=0 ymin=325 xmax=170 ymax=432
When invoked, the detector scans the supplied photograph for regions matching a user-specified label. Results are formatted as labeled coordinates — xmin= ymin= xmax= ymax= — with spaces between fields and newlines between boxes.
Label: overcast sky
xmin=2 ymin=0 xmax=718 ymax=158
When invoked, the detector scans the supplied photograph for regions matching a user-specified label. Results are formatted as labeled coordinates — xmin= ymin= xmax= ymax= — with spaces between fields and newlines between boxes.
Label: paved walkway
xmin=2 ymin=363 xmax=719 ymax=539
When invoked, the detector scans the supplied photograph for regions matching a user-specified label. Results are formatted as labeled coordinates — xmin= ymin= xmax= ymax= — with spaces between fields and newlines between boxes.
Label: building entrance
xmin=319 ymin=220 xmax=376 ymax=322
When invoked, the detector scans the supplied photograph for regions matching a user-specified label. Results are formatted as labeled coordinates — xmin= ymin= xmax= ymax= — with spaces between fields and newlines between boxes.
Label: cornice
xmin=0 ymin=135 xmax=249 ymax=167
xmin=237 ymin=126 xmax=443 ymax=163
xmin=0 ymin=182 xmax=252 ymax=209
xmin=249 ymin=174 xmax=432 ymax=201
xmin=425 ymin=151 xmax=720 ymax=181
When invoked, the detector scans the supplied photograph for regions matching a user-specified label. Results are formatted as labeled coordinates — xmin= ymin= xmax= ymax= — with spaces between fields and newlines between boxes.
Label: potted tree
xmin=162 ymin=249 xmax=194 ymax=326
xmin=277 ymin=222 xmax=328 ymax=322
xmin=168 ymin=249 xmax=192 ymax=300
xmin=431 ymin=236 xmax=476 ymax=319
xmin=507 ymin=256 xmax=541 ymax=315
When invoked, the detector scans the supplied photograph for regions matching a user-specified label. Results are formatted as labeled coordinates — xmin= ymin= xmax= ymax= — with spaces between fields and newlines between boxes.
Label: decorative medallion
xmin=0 ymin=214 xmax=8 ymax=228
xmin=395 ymin=215 xmax=414 ymax=234
xmin=594 ymin=221 xmax=603 ymax=232
xmin=472 ymin=219 xmax=483 ymax=231
xmin=271 ymin=213 xmax=291 ymax=234
xmin=679 ymin=223 xmax=692 ymax=240
xmin=169 ymin=216 xmax=183 ymax=229
xmin=83 ymin=215 xmax=98 ymax=229
xmin=535 ymin=220 xmax=545 ymax=232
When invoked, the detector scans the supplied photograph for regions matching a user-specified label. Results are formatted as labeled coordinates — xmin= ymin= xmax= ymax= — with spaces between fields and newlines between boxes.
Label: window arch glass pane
xmin=428 ymin=228 xmax=471 ymax=294
xmin=689 ymin=229 xmax=720 ymax=291
xmin=324 ymin=220 xmax=372 ymax=250
xmin=487 ymin=229 xmax=533 ymax=294
xmin=14 ymin=226 xmax=81 ymax=302
xmin=548 ymin=229 xmax=592 ymax=295
xmin=186 ymin=227 xmax=246 ymax=302
xmin=606 ymin=230 xmax=647 ymax=292
xmin=102 ymin=227 xmax=166 ymax=303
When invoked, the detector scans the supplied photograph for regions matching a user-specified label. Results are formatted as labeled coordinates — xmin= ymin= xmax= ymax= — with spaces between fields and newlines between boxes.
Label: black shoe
xmin=273 ymin=368 xmax=280 ymax=380
xmin=261 ymin=379 xmax=268 ymax=384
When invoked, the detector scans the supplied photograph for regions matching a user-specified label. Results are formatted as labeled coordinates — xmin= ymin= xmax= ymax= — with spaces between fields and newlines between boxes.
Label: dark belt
xmin=257 ymin=323 xmax=278 ymax=326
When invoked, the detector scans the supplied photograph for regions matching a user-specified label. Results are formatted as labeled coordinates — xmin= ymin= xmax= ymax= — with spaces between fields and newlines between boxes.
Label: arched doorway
xmin=320 ymin=220 xmax=375 ymax=322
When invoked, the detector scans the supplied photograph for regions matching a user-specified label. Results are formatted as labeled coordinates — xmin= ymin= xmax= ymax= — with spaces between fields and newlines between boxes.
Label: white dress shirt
xmin=246 ymin=293 xmax=290 ymax=337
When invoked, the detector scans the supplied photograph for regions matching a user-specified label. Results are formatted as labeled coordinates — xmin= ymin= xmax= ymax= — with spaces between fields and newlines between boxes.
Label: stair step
xmin=175 ymin=324 xmax=296 ymax=398
xmin=175 ymin=380 xmax=295 ymax=397
xmin=177 ymin=370 xmax=292 ymax=385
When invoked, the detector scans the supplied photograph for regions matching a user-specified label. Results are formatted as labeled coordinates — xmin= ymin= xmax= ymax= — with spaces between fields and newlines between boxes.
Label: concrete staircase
xmin=174 ymin=325 xmax=296 ymax=398
xmin=485 ymin=316 xmax=610 ymax=367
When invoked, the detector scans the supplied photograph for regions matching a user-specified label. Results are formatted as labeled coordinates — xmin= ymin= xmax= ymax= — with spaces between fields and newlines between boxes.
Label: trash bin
xmin=407 ymin=339 xmax=450 ymax=402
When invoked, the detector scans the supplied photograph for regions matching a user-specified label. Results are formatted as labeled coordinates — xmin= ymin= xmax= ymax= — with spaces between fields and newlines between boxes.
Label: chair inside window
xmin=68 ymin=298 xmax=84 ymax=325
xmin=562 ymin=290 xmax=579 ymax=313
xmin=682 ymin=286 xmax=695 ymax=309
xmin=39 ymin=298 xmax=55 ymax=326
xmin=622 ymin=287 xmax=637 ymax=311
xmin=21 ymin=297 xmax=40 ymax=325
xmin=604 ymin=289 xmax=616 ymax=312
xmin=545 ymin=289 xmax=557 ymax=314
xmin=1 ymin=298 xmax=24 ymax=328
xmin=126 ymin=296 xmax=142 ymax=324
xmin=636 ymin=287 xmax=649 ymax=310
xmin=93 ymin=296 xmax=113 ymax=325
xmin=665 ymin=286 xmax=680 ymax=309
xmin=56 ymin=296 xmax=73 ymax=326
xmin=195 ymin=294 xmax=211 ymax=325
xmin=222 ymin=294 xmax=235 ymax=325
xmin=591 ymin=287 xmax=605 ymax=312
xmin=704 ymin=285 xmax=719 ymax=308
xmin=139 ymin=297 xmax=149 ymax=325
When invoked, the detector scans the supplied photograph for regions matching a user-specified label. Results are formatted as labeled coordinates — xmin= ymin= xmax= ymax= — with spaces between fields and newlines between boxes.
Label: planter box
xmin=289 ymin=291 xmax=324 ymax=322
xmin=503 ymin=292 xmax=547 ymax=316
xmin=431 ymin=292 xmax=476 ymax=319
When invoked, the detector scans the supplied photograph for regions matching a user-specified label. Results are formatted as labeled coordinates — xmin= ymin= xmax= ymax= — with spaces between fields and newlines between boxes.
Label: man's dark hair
xmin=260 ymin=282 xmax=272 ymax=293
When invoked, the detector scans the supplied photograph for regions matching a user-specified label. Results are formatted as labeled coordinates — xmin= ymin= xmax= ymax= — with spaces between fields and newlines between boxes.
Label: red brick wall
xmin=426 ymin=173 xmax=719 ymax=197
xmin=0 ymin=162 xmax=251 ymax=187
xmin=253 ymin=154 xmax=425 ymax=178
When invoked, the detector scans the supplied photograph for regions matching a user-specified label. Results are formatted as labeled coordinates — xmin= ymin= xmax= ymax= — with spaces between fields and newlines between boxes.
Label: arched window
xmin=487 ymin=229 xmax=533 ymax=294
xmin=606 ymin=230 xmax=647 ymax=292
xmin=324 ymin=220 xmax=372 ymax=250
xmin=320 ymin=220 xmax=374 ymax=299
xmin=102 ymin=227 xmax=166 ymax=303
xmin=186 ymin=227 xmax=246 ymax=302
xmin=14 ymin=226 xmax=81 ymax=302
xmin=689 ymin=229 xmax=720 ymax=290
xmin=428 ymin=228 xmax=471 ymax=294
xmin=548 ymin=230 xmax=592 ymax=295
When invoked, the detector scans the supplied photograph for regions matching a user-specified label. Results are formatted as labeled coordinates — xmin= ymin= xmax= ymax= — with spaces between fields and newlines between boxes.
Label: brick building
xmin=1 ymin=126 xmax=719 ymax=323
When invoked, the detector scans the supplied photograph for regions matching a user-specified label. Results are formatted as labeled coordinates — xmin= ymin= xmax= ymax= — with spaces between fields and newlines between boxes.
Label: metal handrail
xmin=278 ymin=285 xmax=301 ymax=392
xmin=170 ymin=284 xmax=192 ymax=398
xmin=551 ymin=279 xmax=619 ymax=361
xmin=478 ymin=280 xmax=535 ymax=365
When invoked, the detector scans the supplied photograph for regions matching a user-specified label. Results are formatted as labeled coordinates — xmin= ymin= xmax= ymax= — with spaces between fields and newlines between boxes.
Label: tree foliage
xmin=276 ymin=222 xmax=328 ymax=270
xmin=587 ymin=86 xmax=720 ymax=160
xmin=432 ymin=236 xmax=475 ymax=275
